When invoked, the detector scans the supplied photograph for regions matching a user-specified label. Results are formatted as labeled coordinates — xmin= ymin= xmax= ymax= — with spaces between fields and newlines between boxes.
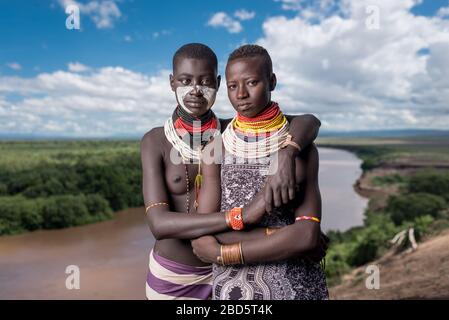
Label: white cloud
xmin=0 ymin=66 xmax=177 ymax=137
xmin=0 ymin=63 xmax=236 ymax=137
xmin=437 ymin=5 xmax=449 ymax=18
xmin=254 ymin=0 xmax=449 ymax=130
xmin=123 ymin=35 xmax=133 ymax=42
xmin=59 ymin=0 xmax=121 ymax=29
xmin=276 ymin=0 xmax=350 ymax=23
xmin=2 ymin=0 xmax=449 ymax=137
xmin=6 ymin=62 xmax=22 ymax=70
xmin=68 ymin=62 xmax=90 ymax=72
xmin=234 ymin=9 xmax=256 ymax=21
xmin=207 ymin=12 xmax=243 ymax=34
xmin=275 ymin=0 xmax=303 ymax=11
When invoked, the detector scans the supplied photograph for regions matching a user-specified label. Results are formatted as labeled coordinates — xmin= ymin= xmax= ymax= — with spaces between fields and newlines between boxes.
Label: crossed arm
xmin=192 ymin=144 xmax=323 ymax=264
xmin=141 ymin=115 xmax=320 ymax=241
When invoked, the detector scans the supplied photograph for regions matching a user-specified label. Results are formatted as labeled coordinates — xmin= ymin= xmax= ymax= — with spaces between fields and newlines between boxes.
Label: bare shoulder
xmin=286 ymin=114 xmax=321 ymax=125
xmin=140 ymin=126 xmax=164 ymax=152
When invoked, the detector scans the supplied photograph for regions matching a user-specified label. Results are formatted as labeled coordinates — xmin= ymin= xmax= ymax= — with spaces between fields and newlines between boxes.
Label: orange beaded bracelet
xmin=226 ymin=207 xmax=244 ymax=230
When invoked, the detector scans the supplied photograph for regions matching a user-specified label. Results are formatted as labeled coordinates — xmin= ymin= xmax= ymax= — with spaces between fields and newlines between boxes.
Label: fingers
xmin=288 ymin=184 xmax=295 ymax=201
xmin=265 ymin=185 xmax=273 ymax=213
xmin=281 ymin=186 xmax=289 ymax=205
xmin=273 ymin=187 xmax=282 ymax=208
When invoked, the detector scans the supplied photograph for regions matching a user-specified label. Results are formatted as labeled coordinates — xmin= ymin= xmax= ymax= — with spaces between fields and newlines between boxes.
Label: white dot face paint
xmin=176 ymin=85 xmax=217 ymax=114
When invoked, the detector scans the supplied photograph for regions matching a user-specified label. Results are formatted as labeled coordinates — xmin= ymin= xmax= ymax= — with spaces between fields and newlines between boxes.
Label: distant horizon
xmin=1 ymin=128 xmax=449 ymax=141
xmin=1 ymin=0 xmax=449 ymax=136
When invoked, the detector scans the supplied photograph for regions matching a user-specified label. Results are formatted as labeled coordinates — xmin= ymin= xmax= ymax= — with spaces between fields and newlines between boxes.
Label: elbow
xmin=301 ymin=114 xmax=321 ymax=138
xmin=151 ymin=230 xmax=164 ymax=241
xmin=294 ymin=225 xmax=321 ymax=254
xmin=147 ymin=213 xmax=167 ymax=240
xmin=304 ymin=114 xmax=321 ymax=128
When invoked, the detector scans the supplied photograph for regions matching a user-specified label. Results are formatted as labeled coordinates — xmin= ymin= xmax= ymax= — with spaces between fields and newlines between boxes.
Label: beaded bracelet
xmin=225 ymin=207 xmax=244 ymax=230
xmin=295 ymin=215 xmax=320 ymax=223
xmin=281 ymin=134 xmax=302 ymax=152
xmin=145 ymin=202 xmax=169 ymax=213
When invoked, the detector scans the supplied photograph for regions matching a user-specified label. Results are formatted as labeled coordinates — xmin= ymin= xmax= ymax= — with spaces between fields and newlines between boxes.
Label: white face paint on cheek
xmin=176 ymin=86 xmax=194 ymax=114
xmin=176 ymin=85 xmax=217 ymax=114
xmin=200 ymin=86 xmax=217 ymax=110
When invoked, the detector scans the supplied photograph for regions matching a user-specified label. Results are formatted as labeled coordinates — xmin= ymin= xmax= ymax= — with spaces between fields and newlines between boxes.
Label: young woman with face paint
xmin=191 ymin=45 xmax=329 ymax=300
xmin=140 ymin=43 xmax=322 ymax=300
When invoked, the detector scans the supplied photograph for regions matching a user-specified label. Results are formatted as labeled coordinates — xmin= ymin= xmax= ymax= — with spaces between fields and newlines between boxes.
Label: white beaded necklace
xmin=222 ymin=117 xmax=290 ymax=159
xmin=164 ymin=117 xmax=221 ymax=162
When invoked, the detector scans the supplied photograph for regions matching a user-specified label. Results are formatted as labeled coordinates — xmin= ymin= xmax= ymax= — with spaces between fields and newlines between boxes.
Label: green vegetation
xmin=387 ymin=192 xmax=446 ymax=225
xmin=0 ymin=140 xmax=142 ymax=235
xmin=371 ymin=173 xmax=407 ymax=187
xmin=319 ymin=137 xmax=449 ymax=286
xmin=324 ymin=167 xmax=449 ymax=286
xmin=318 ymin=136 xmax=449 ymax=172
xmin=2 ymin=137 xmax=449 ymax=290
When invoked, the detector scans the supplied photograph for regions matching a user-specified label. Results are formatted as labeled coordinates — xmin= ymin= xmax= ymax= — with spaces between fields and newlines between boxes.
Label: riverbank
xmin=319 ymin=135 xmax=449 ymax=214
xmin=0 ymin=140 xmax=142 ymax=236
xmin=0 ymin=207 xmax=153 ymax=299
xmin=0 ymin=141 xmax=365 ymax=236
xmin=0 ymin=144 xmax=365 ymax=299
xmin=1 ymin=138 xmax=448 ymax=299
xmin=318 ymin=136 xmax=449 ymax=298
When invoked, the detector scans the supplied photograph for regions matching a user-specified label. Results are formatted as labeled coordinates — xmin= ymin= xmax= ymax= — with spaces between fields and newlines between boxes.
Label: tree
xmin=387 ymin=192 xmax=446 ymax=225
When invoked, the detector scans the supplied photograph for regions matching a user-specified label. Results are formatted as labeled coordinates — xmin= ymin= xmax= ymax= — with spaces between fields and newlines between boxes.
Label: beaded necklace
xmin=222 ymin=102 xmax=290 ymax=159
xmin=164 ymin=106 xmax=220 ymax=211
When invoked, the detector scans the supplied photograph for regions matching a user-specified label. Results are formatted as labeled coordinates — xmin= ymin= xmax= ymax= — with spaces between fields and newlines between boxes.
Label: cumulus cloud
xmin=67 ymin=62 xmax=90 ymax=72
xmin=0 ymin=66 xmax=179 ymax=137
xmin=207 ymin=12 xmax=243 ymax=33
xmin=275 ymin=0 xmax=303 ymax=11
xmin=0 ymin=61 xmax=234 ymax=137
xmin=234 ymin=9 xmax=256 ymax=21
xmin=59 ymin=0 xmax=121 ymax=29
xmin=258 ymin=0 xmax=449 ymax=130
xmin=437 ymin=5 xmax=449 ymax=18
xmin=2 ymin=0 xmax=449 ymax=137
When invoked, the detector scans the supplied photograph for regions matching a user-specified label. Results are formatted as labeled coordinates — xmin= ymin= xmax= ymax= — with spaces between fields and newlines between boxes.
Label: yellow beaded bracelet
xmin=145 ymin=202 xmax=169 ymax=213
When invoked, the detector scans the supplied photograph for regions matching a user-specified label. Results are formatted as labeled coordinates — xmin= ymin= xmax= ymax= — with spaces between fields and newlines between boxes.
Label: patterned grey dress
xmin=212 ymin=153 xmax=329 ymax=300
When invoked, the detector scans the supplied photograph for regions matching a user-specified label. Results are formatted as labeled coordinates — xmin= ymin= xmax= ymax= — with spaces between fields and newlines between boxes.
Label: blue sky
xmin=1 ymin=0 xmax=449 ymax=137
xmin=0 ymin=0 xmax=446 ymax=76
xmin=0 ymin=0 xmax=288 ymax=76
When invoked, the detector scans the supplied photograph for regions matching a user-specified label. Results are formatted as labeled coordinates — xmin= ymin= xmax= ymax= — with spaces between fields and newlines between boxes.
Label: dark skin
xmin=141 ymin=57 xmax=321 ymax=266
xmin=191 ymin=56 xmax=326 ymax=264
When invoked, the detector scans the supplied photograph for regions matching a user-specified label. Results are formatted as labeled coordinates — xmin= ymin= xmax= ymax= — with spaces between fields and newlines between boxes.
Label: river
xmin=0 ymin=147 xmax=367 ymax=299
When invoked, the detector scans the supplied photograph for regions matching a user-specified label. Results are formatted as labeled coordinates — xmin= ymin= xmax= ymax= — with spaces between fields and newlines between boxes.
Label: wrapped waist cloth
xmin=146 ymin=249 xmax=213 ymax=300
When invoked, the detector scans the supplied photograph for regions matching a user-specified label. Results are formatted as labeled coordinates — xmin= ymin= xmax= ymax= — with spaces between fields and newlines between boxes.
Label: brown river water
xmin=0 ymin=147 xmax=367 ymax=299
